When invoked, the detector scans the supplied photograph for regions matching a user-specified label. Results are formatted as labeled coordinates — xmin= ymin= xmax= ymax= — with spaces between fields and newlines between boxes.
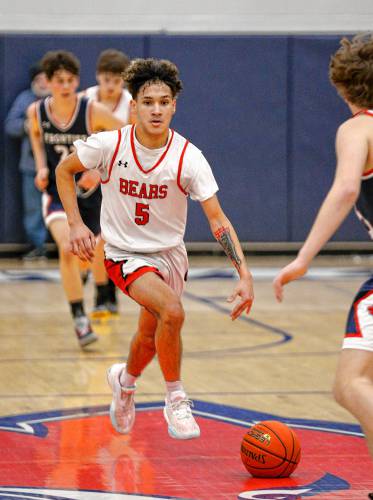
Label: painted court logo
xmin=0 ymin=401 xmax=370 ymax=499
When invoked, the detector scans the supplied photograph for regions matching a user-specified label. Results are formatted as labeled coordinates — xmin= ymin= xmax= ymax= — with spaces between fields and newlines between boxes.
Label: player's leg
xmin=333 ymin=349 xmax=373 ymax=458
xmin=128 ymin=272 xmax=199 ymax=439
xmin=49 ymin=218 xmax=97 ymax=347
xmin=333 ymin=278 xmax=373 ymax=458
xmin=128 ymin=272 xmax=184 ymax=381
xmin=107 ymin=307 xmax=157 ymax=434
xmin=90 ymin=237 xmax=110 ymax=319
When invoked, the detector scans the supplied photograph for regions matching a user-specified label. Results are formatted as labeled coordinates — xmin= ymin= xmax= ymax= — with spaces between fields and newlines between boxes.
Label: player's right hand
xmin=273 ymin=257 xmax=308 ymax=303
xmin=35 ymin=167 xmax=49 ymax=191
xmin=69 ymin=223 xmax=96 ymax=262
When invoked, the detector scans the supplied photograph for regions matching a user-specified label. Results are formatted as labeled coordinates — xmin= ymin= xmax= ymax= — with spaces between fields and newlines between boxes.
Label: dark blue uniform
xmin=344 ymin=110 xmax=373 ymax=347
xmin=38 ymin=96 xmax=101 ymax=235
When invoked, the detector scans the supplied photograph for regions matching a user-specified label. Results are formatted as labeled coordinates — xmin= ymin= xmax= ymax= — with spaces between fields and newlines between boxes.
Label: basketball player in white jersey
xmin=56 ymin=58 xmax=254 ymax=439
xmin=28 ymin=50 xmax=124 ymax=348
xmin=83 ymin=49 xmax=134 ymax=316
xmin=273 ymin=35 xmax=373 ymax=474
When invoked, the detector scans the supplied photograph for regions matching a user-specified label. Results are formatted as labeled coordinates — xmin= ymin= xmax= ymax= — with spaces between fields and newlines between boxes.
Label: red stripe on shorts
xmin=104 ymin=259 xmax=163 ymax=296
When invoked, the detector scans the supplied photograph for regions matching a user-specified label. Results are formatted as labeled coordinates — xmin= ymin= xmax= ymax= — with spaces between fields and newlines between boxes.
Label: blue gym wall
xmin=0 ymin=34 xmax=367 ymax=245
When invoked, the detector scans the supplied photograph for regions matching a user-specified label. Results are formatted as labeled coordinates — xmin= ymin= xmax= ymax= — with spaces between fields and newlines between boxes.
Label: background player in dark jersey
xmin=273 ymin=34 xmax=373 ymax=467
xmin=27 ymin=50 xmax=124 ymax=348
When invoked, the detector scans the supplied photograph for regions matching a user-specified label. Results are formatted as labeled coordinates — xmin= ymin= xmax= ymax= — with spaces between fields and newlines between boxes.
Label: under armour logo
xmin=118 ymin=160 xmax=128 ymax=168
xmin=41 ymin=121 xmax=51 ymax=129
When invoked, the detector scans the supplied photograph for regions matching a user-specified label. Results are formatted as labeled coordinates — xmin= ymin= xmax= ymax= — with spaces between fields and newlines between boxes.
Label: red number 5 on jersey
xmin=135 ymin=203 xmax=150 ymax=225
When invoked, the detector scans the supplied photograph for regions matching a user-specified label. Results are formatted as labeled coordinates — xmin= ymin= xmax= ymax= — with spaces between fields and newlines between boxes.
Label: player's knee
xmin=332 ymin=378 xmax=347 ymax=407
xmin=58 ymin=242 xmax=74 ymax=262
xmin=161 ymin=300 xmax=185 ymax=328
xmin=333 ymin=375 xmax=368 ymax=409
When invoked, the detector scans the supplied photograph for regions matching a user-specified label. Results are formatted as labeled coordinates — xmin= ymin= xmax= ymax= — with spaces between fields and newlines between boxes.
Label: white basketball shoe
xmin=107 ymin=363 xmax=136 ymax=434
xmin=163 ymin=390 xmax=200 ymax=440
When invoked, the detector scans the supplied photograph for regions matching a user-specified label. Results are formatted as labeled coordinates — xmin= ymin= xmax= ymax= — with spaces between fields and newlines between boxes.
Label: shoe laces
xmin=169 ymin=398 xmax=194 ymax=420
xmin=119 ymin=385 xmax=135 ymax=409
xmin=75 ymin=316 xmax=91 ymax=336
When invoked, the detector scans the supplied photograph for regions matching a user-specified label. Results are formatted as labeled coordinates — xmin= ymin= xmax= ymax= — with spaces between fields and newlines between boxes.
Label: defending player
xmin=28 ymin=50 xmax=124 ymax=347
xmin=273 ymin=34 xmax=373 ymax=464
xmin=56 ymin=58 xmax=254 ymax=439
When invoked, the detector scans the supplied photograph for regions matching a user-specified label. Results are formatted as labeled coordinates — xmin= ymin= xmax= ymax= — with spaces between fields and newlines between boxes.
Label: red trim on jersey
xmin=130 ymin=124 xmax=174 ymax=174
xmin=177 ymin=140 xmax=190 ymax=195
xmin=101 ymin=129 xmax=122 ymax=184
xmin=353 ymin=110 xmax=373 ymax=176
xmin=104 ymin=259 xmax=163 ymax=296
xmin=351 ymin=290 xmax=373 ymax=338
xmin=97 ymin=88 xmax=122 ymax=113
xmin=362 ymin=167 xmax=373 ymax=178
xmin=353 ymin=109 xmax=373 ymax=118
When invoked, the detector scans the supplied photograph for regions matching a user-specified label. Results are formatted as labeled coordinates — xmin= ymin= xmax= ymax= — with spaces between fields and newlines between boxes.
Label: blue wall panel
xmin=0 ymin=34 xmax=370 ymax=245
xmin=148 ymin=36 xmax=289 ymax=242
xmin=291 ymin=36 xmax=367 ymax=241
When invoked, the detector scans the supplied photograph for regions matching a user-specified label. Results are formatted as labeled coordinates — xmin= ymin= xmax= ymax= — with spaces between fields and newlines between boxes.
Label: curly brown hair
xmin=41 ymin=50 xmax=80 ymax=80
xmin=123 ymin=58 xmax=183 ymax=99
xmin=96 ymin=49 xmax=130 ymax=75
xmin=329 ymin=33 xmax=373 ymax=107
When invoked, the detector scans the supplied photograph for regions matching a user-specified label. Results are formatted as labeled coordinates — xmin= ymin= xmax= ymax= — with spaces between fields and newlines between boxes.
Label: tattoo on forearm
xmin=214 ymin=226 xmax=242 ymax=271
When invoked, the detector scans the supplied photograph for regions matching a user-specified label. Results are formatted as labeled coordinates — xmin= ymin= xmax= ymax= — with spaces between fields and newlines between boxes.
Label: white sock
xmin=120 ymin=369 xmax=137 ymax=388
xmin=166 ymin=381 xmax=186 ymax=401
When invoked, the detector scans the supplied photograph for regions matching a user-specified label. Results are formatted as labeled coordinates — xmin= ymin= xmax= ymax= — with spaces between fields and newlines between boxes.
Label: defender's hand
xmin=69 ymin=222 xmax=96 ymax=262
xmin=273 ymin=257 xmax=308 ymax=302
xmin=35 ymin=167 xmax=49 ymax=191
xmin=77 ymin=170 xmax=100 ymax=192
xmin=227 ymin=274 xmax=254 ymax=320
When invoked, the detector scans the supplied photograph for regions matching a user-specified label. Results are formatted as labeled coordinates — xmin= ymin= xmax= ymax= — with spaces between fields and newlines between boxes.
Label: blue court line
xmin=0 ymin=390 xmax=331 ymax=399
xmin=183 ymin=290 xmax=292 ymax=353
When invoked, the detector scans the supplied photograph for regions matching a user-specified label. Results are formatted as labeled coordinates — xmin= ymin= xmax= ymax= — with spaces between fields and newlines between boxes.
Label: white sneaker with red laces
xmin=74 ymin=315 xmax=98 ymax=347
xmin=107 ymin=363 xmax=136 ymax=434
xmin=163 ymin=390 xmax=200 ymax=440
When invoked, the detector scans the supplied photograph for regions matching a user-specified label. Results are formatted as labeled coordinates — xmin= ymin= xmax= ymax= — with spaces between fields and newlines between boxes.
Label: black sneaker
xmin=22 ymin=246 xmax=47 ymax=261
xmin=74 ymin=315 xmax=98 ymax=347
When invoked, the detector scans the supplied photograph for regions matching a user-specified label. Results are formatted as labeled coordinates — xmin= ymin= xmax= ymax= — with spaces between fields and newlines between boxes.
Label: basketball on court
xmin=240 ymin=420 xmax=301 ymax=478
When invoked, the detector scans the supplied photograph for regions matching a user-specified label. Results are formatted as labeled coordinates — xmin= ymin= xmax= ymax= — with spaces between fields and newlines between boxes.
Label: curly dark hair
xmin=96 ymin=49 xmax=130 ymax=75
xmin=123 ymin=58 xmax=183 ymax=99
xmin=329 ymin=33 xmax=373 ymax=107
xmin=41 ymin=50 xmax=80 ymax=80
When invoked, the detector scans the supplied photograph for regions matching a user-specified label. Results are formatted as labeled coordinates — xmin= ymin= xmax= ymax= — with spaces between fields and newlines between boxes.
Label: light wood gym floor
xmin=0 ymin=254 xmax=372 ymax=499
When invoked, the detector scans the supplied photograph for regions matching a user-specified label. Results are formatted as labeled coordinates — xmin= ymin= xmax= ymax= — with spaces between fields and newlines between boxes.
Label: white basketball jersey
xmin=74 ymin=125 xmax=219 ymax=256
xmin=84 ymin=85 xmax=132 ymax=123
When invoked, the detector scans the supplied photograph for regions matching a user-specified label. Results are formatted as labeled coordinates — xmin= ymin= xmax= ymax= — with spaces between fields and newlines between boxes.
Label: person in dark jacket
xmin=5 ymin=62 xmax=49 ymax=260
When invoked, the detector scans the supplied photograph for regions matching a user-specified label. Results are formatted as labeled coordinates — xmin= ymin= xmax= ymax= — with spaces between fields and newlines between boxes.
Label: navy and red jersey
xmin=37 ymin=96 xmax=101 ymax=209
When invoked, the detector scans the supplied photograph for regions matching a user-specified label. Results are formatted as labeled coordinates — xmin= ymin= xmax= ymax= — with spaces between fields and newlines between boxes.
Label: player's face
xmin=133 ymin=82 xmax=176 ymax=137
xmin=48 ymin=70 xmax=79 ymax=99
xmin=96 ymin=72 xmax=124 ymax=97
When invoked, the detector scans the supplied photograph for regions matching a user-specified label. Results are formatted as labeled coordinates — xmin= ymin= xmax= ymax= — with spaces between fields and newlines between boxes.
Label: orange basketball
xmin=240 ymin=420 xmax=301 ymax=478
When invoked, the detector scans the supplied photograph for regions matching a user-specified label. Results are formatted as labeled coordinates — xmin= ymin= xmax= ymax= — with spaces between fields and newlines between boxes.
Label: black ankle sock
xmin=95 ymin=283 xmax=109 ymax=307
xmin=70 ymin=300 xmax=85 ymax=318
xmin=107 ymin=279 xmax=117 ymax=303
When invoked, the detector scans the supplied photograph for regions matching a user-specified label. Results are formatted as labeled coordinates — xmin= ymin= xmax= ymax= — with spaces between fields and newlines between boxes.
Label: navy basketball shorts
xmin=42 ymin=192 xmax=101 ymax=236
xmin=344 ymin=276 xmax=373 ymax=351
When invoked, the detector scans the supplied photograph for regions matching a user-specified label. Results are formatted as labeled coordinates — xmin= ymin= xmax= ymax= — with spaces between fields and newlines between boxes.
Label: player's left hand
xmin=227 ymin=273 xmax=254 ymax=320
